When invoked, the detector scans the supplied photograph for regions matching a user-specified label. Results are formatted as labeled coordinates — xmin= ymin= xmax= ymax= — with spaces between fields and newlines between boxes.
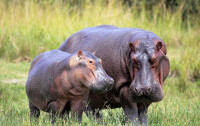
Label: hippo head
xmin=69 ymin=50 xmax=114 ymax=93
xmin=127 ymin=39 xmax=170 ymax=103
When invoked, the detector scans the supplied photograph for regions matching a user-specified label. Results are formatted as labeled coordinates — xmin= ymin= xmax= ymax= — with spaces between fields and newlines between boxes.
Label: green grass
xmin=0 ymin=61 xmax=199 ymax=126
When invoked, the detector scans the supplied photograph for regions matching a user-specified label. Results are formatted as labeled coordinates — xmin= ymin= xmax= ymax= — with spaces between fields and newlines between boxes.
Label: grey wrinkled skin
xmin=59 ymin=25 xmax=170 ymax=125
xmin=26 ymin=49 xmax=114 ymax=123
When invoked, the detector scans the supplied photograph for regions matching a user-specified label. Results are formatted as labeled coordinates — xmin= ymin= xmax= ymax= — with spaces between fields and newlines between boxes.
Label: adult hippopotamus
xmin=59 ymin=25 xmax=170 ymax=125
xmin=26 ymin=49 xmax=114 ymax=123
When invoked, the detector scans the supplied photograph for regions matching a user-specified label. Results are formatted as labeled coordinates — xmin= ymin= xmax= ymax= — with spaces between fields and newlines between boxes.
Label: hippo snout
xmin=91 ymin=76 xmax=114 ymax=93
xmin=129 ymin=82 xmax=164 ymax=102
xmin=104 ymin=77 xmax=114 ymax=90
xmin=130 ymin=86 xmax=152 ymax=96
xmin=105 ymin=77 xmax=114 ymax=85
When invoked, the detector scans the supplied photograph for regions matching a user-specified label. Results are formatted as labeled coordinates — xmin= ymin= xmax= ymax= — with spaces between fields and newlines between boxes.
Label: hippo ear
xmin=156 ymin=42 xmax=163 ymax=51
xmin=129 ymin=42 xmax=134 ymax=48
xmin=129 ymin=43 xmax=136 ymax=52
xmin=156 ymin=41 xmax=167 ymax=55
xmin=78 ymin=50 xmax=83 ymax=58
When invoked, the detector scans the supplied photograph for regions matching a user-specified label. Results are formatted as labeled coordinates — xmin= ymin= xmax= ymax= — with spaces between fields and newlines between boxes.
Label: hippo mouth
xmin=129 ymin=95 xmax=162 ymax=103
xmin=90 ymin=85 xmax=111 ymax=93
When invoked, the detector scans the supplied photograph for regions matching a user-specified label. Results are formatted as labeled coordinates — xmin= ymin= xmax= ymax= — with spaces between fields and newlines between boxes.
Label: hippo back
xmin=59 ymin=25 xmax=163 ymax=84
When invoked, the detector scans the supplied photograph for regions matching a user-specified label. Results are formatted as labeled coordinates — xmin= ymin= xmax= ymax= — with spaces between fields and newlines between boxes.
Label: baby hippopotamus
xmin=25 ymin=49 xmax=114 ymax=123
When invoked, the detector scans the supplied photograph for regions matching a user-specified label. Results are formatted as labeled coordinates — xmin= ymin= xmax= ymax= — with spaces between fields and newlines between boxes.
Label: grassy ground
xmin=0 ymin=0 xmax=200 ymax=125
xmin=0 ymin=59 xmax=200 ymax=126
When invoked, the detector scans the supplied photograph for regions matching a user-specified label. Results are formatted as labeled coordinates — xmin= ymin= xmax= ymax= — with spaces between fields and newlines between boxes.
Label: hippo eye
xmin=151 ymin=56 xmax=158 ymax=64
xmin=153 ymin=59 xmax=157 ymax=63
xmin=132 ymin=59 xmax=138 ymax=66
xmin=89 ymin=60 xmax=93 ymax=64
xmin=151 ymin=58 xmax=159 ymax=67
xmin=131 ymin=55 xmax=138 ymax=66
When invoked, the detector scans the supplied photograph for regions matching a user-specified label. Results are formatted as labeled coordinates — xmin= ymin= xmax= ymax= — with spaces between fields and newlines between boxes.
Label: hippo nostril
xmin=132 ymin=87 xmax=143 ymax=96
xmin=109 ymin=78 xmax=114 ymax=84
xmin=147 ymin=87 xmax=151 ymax=92
xmin=134 ymin=88 xmax=139 ymax=93
xmin=145 ymin=87 xmax=152 ymax=95
xmin=105 ymin=78 xmax=114 ymax=84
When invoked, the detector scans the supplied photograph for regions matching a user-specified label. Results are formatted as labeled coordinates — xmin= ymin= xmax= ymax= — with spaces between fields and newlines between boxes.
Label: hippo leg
xmin=86 ymin=107 xmax=102 ymax=118
xmin=70 ymin=98 xmax=87 ymax=121
xmin=137 ymin=103 xmax=151 ymax=126
xmin=29 ymin=101 xmax=40 ymax=122
xmin=48 ymin=101 xmax=63 ymax=123
xmin=84 ymin=107 xmax=102 ymax=120
xmin=93 ymin=109 xmax=102 ymax=119
xmin=61 ymin=102 xmax=70 ymax=121
xmin=120 ymin=86 xmax=139 ymax=125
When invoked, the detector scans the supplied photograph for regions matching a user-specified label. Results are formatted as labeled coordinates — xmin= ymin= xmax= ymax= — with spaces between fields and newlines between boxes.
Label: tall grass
xmin=0 ymin=0 xmax=199 ymax=82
